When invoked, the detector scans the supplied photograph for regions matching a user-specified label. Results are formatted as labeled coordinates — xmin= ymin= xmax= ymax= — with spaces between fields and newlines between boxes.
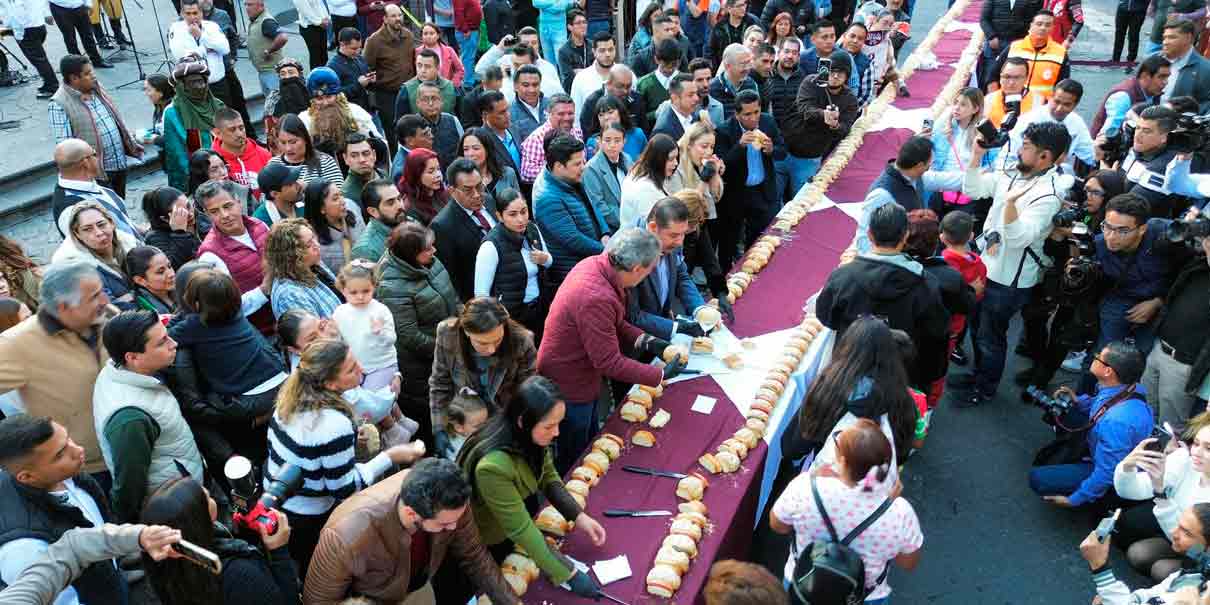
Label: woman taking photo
xmin=302 ymin=179 xmax=366 ymax=273
xmin=52 ymin=201 xmax=138 ymax=309
xmin=377 ymin=221 xmax=460 ymax=447
xmin=585 ymin=96 xmax=647 ymax=161
xmin=268 ymin=338 xmax=425 ymax=576
xmin=417 ymin=22 xmax=466 ymax=87
xmin=141 ymin=476 xmax=299 ymax=605
xmin=265 ymin=218 xmax=344 ymax=319
xmin=461 ymin=128 xmax=520 ymax=211
xmin=929 ymin=88 xmax=994 ymax=220
xmin=398 ymin=148 xmax=449 ymax=225
xmin=124 ymin=246 xmax=178 ymax=314
xmin=667 ymin=121 xmax=724 ymax=225
xmin=142 ymin=186 xmax=202 ymax=269
xmin=141 ymin=74 xmax=174 ymax=146
xmin=0 ymin=235 xmax=42 ymax=311
xmin=457 ymin=376 xmax=606 ymax=598
xmin=1113 ymin=413 xmax=1210 ymax=581
xmin=475 ymin=189 xmax=553 ymax=336
xmin=582 ymin=121 xmax=632 ymax=232
xmin=267 ymin=113 xmax=345 ymax=189
xmin=770 ymin=419 xmax=923 ymax=605
xmin=430 ymin=297 xmax=538 ymax=456
xmin=619 ymin=133 xmax=679 ymax=227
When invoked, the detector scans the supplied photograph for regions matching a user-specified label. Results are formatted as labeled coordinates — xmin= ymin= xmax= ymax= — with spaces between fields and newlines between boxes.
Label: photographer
xmin=784 ymin=54 xmax=859 ymax=189
xmin=1029 ymin=340 xmax=1152 ymax=509
xmin=984 ymin=58 xmax=1046 ymax=129
xmin=956 ymin=121 xmax=1069 ymax=408
xmin=1081 ymin=503 xmax=1210 ymax=604
xmin=1120 ymin=106 xmax=1183 ymax=218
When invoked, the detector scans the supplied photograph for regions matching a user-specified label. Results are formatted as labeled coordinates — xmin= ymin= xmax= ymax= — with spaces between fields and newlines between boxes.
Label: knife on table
xmin=622 ymin=465 xmax=687 ymax=479
xmin=603 ymin=508 xmax=674 ymax=517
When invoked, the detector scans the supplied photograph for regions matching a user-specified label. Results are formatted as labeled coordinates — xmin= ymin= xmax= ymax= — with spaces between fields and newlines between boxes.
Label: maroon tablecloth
xmin=932 ymin=29 xmax=975 ymax=63
xmin=825 ymin=128 xmax=916 ymax=203
xmin=894 ymin=65 xmax=957 ymax=110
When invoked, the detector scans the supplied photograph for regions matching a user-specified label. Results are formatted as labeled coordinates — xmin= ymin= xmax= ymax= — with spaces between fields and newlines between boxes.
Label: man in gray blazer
xmin=1161 ymin=20 xmax=1210 ymax=112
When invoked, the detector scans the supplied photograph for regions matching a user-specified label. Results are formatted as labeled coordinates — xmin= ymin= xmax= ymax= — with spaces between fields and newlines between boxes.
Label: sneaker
xmin=93 ymin=59 xmax=115 ymax=69
xmin=950 ymin=345 xmax=968 ymax=366
xmin=954 ymin=391 xmax=990 ymax=409
xmin=1061 ymin=350 xmax=1087 ymax=372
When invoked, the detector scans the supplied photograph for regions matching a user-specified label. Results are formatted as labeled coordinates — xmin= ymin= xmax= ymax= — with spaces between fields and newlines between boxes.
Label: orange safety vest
xmin=986 ymin=90 xmax=1045 ymax=129
xmin=1006 ymin=37 xmax=1068 ymax=98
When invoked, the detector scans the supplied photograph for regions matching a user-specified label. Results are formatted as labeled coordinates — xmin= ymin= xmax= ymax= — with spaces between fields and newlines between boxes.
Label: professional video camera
xmin=1169 ymin=216 xmax=1210 ymax=244
xmin=1024 ymin=385 xmax=1077 ymax=416
xmin=1168 ymin=112 xmax=1210 ymax=155
xmin=1099 ymin=123 xmax=1135 ymax=167
xmin=974 ymin=100 xmax=1019 ymax=149
xmin=224 ymin=456 xmax=302 ymax=536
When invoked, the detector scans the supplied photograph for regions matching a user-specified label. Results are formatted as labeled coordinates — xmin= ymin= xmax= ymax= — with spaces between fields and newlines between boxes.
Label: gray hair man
xmin=711 ymin=43 xmax=758 ymax=120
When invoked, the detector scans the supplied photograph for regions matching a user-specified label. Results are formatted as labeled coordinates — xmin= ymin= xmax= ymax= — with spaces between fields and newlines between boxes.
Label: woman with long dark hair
xmin=620 ymin=133 xmax=679 ymax=227
xmin=140 ymin=476 xmax=299 ymax=605
xmin=267 ymin=113 xmax=345 ymax=188
xmin=123 ymin=245 xmax=178 ymax=314
xmin=457 ymin=376 xmax=606 ymax=597
xmin=461 ymin=127 xmax=520 ymax=210
xmin=187 ymin=149 xmax=253 ymax=218
xmin=142 ymin=74 xmax=175 ymax=146
xmin=0 ymin=234 xmax=42 ymax=311
xmin=474 ymin=190 xmax=553 ymax=337
xmin=142 ymin=186 xmax=202 ymax=269
xmin=585 ymin=96 xmax=647 ymax=160
xmin=397 ymin=148 xmax=449 ymax=225
xmin=265 ymin=218 xmax=344 ymax=319
xmin=302 ymin=179 xmax=366 ymax=273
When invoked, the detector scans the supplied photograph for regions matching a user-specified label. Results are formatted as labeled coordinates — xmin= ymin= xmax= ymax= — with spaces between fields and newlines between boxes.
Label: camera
xmin=1169 ymin=216 xmax=1210 ymax=243
xmin=975 ymin=109 xmax=1018 ymax=149
xmin=224 ymin=456 xmax=303 ymax=536
xmin=1098 ymin=124 xmax=1134 ymax=167
xmin=1168 ymin=112 xmax=1210 ymax=155
xmin=1024 ymin=385 xmax=1077 ymax=416
xmin=1051 ymin=207 xmax=1086 ymax=229
xmin=698 ymin=158 xmax=718 ymax=181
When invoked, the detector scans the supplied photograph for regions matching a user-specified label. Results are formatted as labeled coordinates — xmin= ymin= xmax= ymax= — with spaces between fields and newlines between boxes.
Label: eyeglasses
xmin=1084 ymin=188 xmax=1106 ymax=198
xmin=1100 ymin=222 xmax=1139 ymax=236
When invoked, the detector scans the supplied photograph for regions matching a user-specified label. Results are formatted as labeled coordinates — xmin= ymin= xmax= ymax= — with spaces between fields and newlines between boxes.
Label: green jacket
xmin=375 ymin=252 xmax=460 ymax=374
xmin=470 ymin=449 xmax=578 ymax=583
xmin=351 ymin=219 xmax=392 ymax=262
xmin=162 ymin=106 xmax=213 ymax=192
xmin=636 ymin=71 xmax=672 ymax=128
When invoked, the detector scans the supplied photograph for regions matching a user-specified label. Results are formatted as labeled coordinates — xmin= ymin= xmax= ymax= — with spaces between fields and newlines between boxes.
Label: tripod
xmin=0 ymin=37 xmax=34 ymax=87
xmin=117 ymin=0 xmax=175 ymax=88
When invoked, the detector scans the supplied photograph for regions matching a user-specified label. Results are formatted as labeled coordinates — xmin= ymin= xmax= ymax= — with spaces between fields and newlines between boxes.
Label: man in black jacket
xmin=0 ymin=415 xmax=128 ymax=605
xmin=816 ymin=203 xmax=949 ymax=389
xmin=782 ymin=59 xmax=858 ymax=200
xmin=715 ymin=90 xmax=786 ymax=265
xmin=327 ymin=27 xmax=373 ymax=112
xmin=707 ymin=0 xmax=758 ymax=68
xmin=979 ymin=0 xmax=1044 ymax=86
xmin=432 ymin=159 xmax=499 ymax=300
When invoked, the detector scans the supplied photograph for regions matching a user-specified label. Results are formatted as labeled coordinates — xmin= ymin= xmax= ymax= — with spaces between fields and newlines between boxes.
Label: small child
xmin=940 ymin=211 xmax=988 ymax=365
xmin=332 ymin=260 xmax=398 ymax=390
xmin=444 ymin=387 xmax=489 ymax=461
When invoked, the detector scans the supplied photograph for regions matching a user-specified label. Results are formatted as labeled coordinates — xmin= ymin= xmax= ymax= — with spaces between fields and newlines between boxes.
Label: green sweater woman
xmin=456 ymin=376 xmax=607 ymax=599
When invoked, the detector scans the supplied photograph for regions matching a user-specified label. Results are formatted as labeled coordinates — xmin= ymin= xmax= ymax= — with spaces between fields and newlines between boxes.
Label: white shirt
xmin=671 ymin=105 xmax=695 ymax=133
xmin=0 ymin=0 xmax=51 ymax=40
xmin=654 ymin=68 xmax=677 ymax=91
xmin=1114 ymin=446 xmax=1210 ymax=540
xmin=474 ymin=227 xmax=553 ymax=303
xmin=462 ymin=203 xmax=498 ymax=231
xmin=1004 ymin=105 xmax=1097 ymax=171
xmin=292 ymin=0 xmax=330 ymax=27
xmin=196 ymin=233 xmax=272 ymax=317
xmin=619 ymin=174 xmax=668 ymax=228
xmin=0 ymin=479 xmax=108 ymax=605
xmin=332 ymin=300 xmax=398 ymax=373
xmin=963 ymin=164 xmax=1064 ymax=289
xmin=326 ymin=0 xmax=356 ymax=17
xmin=570 ymin=66 xmax=609 ymax=118
xmin=168 ymin=20 xmax=231 ymax=83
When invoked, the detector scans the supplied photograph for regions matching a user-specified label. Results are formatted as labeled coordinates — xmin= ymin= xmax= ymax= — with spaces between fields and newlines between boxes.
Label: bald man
xmin=51 ymin=138 xmax=142 ymax=238
xmin=363 ymin=3 xmax=416 ymax=154
xmin=578 ymin=63 xmax=648 ymax=136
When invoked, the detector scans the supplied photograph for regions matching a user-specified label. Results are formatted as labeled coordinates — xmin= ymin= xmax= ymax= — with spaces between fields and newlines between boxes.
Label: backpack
xmin=790 ymin=476 xmax=893 ymax=605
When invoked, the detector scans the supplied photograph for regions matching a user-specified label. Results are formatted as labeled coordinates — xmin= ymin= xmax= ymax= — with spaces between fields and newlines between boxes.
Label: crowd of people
xmin=4 ymin=0 xmax=1210 ymax=602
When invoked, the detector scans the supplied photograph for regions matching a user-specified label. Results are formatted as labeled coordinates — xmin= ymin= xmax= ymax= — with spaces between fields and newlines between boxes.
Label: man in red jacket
xmin=453 ymin=0 xmax=483 ymax=88
xmin=537 ymin=227 xmax=688 ymax=472
xmin=211 ymin=107 xmax=271 ymax=200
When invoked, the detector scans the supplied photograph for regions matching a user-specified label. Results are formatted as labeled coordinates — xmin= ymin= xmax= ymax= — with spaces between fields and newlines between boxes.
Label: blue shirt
xmin=497 ymin=131 xmax=522 ymax=169
xmin=745 ymin=139 xmax=765 ymax=186
xmin=1093 ymin=218 xmax=1182 ymax=303
xmin=1067 ymin=383 xmax=1153 ymax=506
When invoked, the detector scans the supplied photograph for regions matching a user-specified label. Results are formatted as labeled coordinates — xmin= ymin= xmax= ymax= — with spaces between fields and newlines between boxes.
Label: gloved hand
xmin=636 ymin=333 xmax=672 ymax=359
xmin=433 ymin=430 xmax=453 ymax=458
xmin=716 ymin=296 xmax=735 ymax=324
xmin=707 ymin=274 xmax=736 ymax=324
xmin=662 ymin=352 xmax=688 ymax=380
xmin=675 ymin=318 xmax=706 ymax=338
xmin=566 ymin=570 xmax=602 ymax=599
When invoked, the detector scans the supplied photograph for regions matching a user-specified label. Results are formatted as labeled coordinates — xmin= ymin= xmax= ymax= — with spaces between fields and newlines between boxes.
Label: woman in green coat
xmin=376 ymin=221 xmax=461 ymax=449
xmin=456 ymin=376 xmax=606 ymax=599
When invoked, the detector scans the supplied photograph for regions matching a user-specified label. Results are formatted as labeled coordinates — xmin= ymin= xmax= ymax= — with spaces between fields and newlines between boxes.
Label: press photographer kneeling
xmin=1081 ymin=503 xmax=1210 ymax=603
xmin=1029 ymin=340 xmax=1152 ymax=509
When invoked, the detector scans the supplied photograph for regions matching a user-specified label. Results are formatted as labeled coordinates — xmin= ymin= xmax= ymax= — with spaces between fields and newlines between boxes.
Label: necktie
xmin=473 ymin=209 xmax=492 ymax=233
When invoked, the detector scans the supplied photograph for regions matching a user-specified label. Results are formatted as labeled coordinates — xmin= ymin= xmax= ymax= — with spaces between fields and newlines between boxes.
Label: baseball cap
xmin=258 ymin=163 xmax=303 ymax=195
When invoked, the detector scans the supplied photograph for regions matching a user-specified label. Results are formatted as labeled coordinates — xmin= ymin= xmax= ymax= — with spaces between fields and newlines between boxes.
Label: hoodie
xmin=52 ymin=202 xmax=141 ymax=310
xmin=212 ymin=138 xmax=272 ymax=200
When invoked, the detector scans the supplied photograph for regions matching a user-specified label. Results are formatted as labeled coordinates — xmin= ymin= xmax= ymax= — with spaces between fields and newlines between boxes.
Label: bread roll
xmin=564 ymin=479 xmax=591 ymax=498
xmin=755 ymin=388 xmax=779 ymax=404
xmin=535 ymin=506 xmax=572 ymax=536
xmin=592 ymin=434 xmax=623 ymax=460
xmin=646 ymin=564 xmax=683 ymax=597
xmin=662 ymin=533 xmax=699 ymax=558
xmin=718 ymin=438 xmax=748 ymax=460
xmin=654 ymin=546 xmax=691 ymax=574
xmin=749 ymin=399 xmax=774 ymax=415
xmin=787 ymin=335 xmax=811 ymax=353
xmin=694 ymin=306 xmax=722 ymax=329
xmin=503 ymin=572 xmax=528 ymax=596
xmin=746 ymin=417 xmax=767 ymax=436
xmin=676 ymin=472 xmax=708 ymax=501
xmin=716 ymin=450 xmax=741 ymax=473
xmin=638 ymin=383 xmax=664 ymax=398
xmin=631 ymin=430 xmax=656 ymax=447
xmin=620 ymin=401 xmax=648 ymax=423
xmin=698 ymin=452 xmax=721 ymax=473
xmin=691 ymin=336 xmax=714 ymax=354
xmin=747 ymin=408 xmax=770 ymax=423
xmin=734 ymin=427 xmax=760 ymax=449
xmin=582 ymin=451 xmax=610 ymax=475
xmin=674 ymin=511 xmax=709 ymax=528
xmin=649 ymin=408 xmax=671 ymax=429
xmin=571 ymin=465 xmax=599 ymax=486
xmin=742 ymin=258 xmax=762 ymax=274
xmin=723 ymin=353 xmax=744 ymax=369
xmin=669 ymin=518 xmax=703 ymax=541
xmin=627 ymin=389 xmax=653 ymax=409
xmin=678 ymin=500 xmax=708 ymax=515
xmin=501 ymin=553 xmax=540 ymax=583
xmin=760 ymin=379 xmax=785 ymax=396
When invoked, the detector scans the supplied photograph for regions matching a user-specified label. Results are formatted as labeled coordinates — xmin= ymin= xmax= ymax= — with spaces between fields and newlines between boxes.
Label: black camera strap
xmin=1055 ymin=384 xmax=1140 ymax=433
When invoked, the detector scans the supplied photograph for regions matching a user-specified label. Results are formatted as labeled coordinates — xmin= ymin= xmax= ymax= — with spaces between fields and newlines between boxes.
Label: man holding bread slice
xmin=538 ymin=227 xmax=690 ymax=472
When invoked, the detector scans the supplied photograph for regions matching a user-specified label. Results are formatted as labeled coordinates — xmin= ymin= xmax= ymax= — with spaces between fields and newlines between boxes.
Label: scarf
xmin=276 ymin=77 xmax=312 ymax=118
xmin=172 ymin=81 xmax=223 ymax=132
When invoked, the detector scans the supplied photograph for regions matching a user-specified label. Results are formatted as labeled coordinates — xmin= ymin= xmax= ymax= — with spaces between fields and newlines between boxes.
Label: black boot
xmin=92 ymin=23 xmax=114 ymax=49
xmin=111 ymin=19 xmax=131 ymax=47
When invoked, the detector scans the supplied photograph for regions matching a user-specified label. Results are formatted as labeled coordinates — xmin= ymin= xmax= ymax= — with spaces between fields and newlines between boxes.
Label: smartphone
xmin=921 ymin=118 xmax=933 ymax=131
xmin=1146 ymin=423 xmax=1175 ymax=452
xmin=1095 ymin=509 xmax=1121 ymax=543
xmin=172 ymin=539 xmax=223 ymax=575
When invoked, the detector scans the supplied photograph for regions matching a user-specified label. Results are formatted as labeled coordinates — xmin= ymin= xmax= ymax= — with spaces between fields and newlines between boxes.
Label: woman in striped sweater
xmin=266 ymin=338 xmax=426 ymax=578
xmin=265 ymin=114 xmax=345 ymax=190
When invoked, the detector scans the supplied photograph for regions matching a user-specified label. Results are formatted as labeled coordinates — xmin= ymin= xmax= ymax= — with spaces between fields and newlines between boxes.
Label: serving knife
xmin=603 ymin=508 xmax=673 ymax=517
xmin=621 ymin=465 xmax=687 ymax=479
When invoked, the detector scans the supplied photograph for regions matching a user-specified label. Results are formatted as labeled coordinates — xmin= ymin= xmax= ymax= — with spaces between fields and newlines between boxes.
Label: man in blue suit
xmin=715 ymin=89 xmax=786 ymax=266
xmin=627 ymin=196 xmax=711 ymax=340
xmin=652 ymin=74 xmax=703 ymax=141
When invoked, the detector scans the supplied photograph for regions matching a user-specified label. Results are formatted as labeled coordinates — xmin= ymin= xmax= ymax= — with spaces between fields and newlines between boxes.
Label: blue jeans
xmin=556 ymin=398 xmax=599 ymax=474
xmin=1029 ymin=462 xmax=1094 ymax=497
xmin=587 ymin=18 xmax=610 ymax=39
xmin=257 ymin=70 xmax=280 ymax=96
xmin=456 ymin=30 xmax=479 ymax=87
xmin=974 ymin=280 xmax=1033 ymax=397
xmin=538 ymin=21 xmax=567 ymax=64
xmin=785 ymin=154 xmax=820 ymax=199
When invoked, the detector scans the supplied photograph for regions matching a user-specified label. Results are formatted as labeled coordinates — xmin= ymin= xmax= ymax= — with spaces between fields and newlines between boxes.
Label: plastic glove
xmin=675 ymin=318 xmax=706 ymax=338
xmin=716 ymin=296 xmax=735 ymax=323
xmin=662 ymin=352 xmax=688 ymax=380
xmin=636 ymin=333 xmax=672 ymax=359
xmin=566 ymin=570 xmax=602 ymax=599
xmin=433 ymin=430 xmax=454 ymax=457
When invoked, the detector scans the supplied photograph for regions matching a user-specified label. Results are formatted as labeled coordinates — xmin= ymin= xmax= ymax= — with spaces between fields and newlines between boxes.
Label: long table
xmin=523 ymin=4 xmax=984 ymax=602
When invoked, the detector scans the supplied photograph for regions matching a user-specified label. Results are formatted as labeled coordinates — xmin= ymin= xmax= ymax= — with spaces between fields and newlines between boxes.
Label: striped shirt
xmin=49 ymin=96 xmax=129 ymax=173
xmin=266 ymin=407 xmax=393 ymax=516
xmin=266 ymin=152 xmax=345 ymax=190
xmin=519 ymin=121 xmax=583 ymax=184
